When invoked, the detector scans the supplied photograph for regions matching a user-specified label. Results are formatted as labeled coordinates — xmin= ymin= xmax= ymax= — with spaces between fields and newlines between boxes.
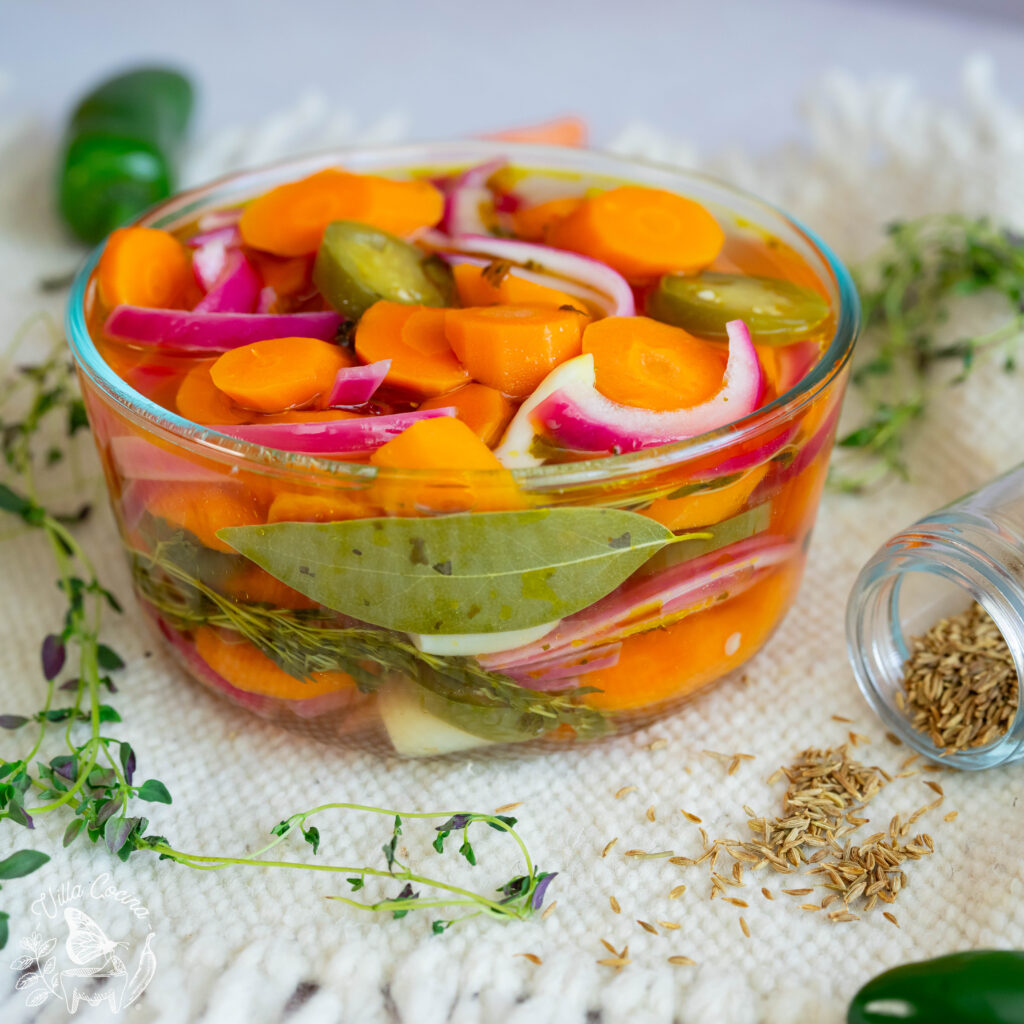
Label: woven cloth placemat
xmin=0 ymin=57 xmax=1021 ymax=1024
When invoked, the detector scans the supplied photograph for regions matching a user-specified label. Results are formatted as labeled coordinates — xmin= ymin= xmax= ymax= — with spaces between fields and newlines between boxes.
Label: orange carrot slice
xmin=512 ymin=197 xmax=584 ymax=242
xmin=218 ymin=564 xmax=321 ymax=611
xmin=239 ymin=169 xmax=369 ymax=257
xmin=486 ymin=116 xmax=587 ymax=147
xmin=194 ymin=627 xmax=355 ymax=699
xmin=419 ymin=382 xmax=515 ymax=447
xmin=98 ymin=227 xmax=191 ymax=309
xmin=444 ymin=305 xmax=586 ymax=398
xmin=355 ymin=301 xmax=469 ymax=398
xmin=582 ymin=316 xmax=727 ymax=411
xmin=209 ymin=337 xmax=350 ymax=413
xmin=247 ymin=251 xmax=315 ymax=301
xmin=583 ymin=567 xmax=795 ymax=711
xmin=354 ymin=175 xmax=445 ymax=237
xmin=548 ymin=186 xmax=725 ymax=280
xmin=176 ymin=360 xmax=250 ymax=425
xmin=452 ymin=262 xmax=585 ymax=310
xmin=144 ymin=483 xmax=267 ymax=552
xmin=644 ymin=465 xmax=768 ymax=531
xmin=266 ymin=490 xmax=378 ymax=523
xmin=239 ymin=169 xmax=444 ymax=257
xmin=370 ymin=416 xmax=522 ymax=513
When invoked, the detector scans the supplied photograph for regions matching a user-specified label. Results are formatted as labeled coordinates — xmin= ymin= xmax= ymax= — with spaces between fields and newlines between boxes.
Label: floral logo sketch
xmin=11 ymin=901 xmax=155 ymax=1011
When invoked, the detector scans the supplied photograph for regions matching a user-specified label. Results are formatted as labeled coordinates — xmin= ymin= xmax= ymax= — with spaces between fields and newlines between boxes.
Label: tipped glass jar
xmin=847 ymin=465 xmax=1024 ymax=769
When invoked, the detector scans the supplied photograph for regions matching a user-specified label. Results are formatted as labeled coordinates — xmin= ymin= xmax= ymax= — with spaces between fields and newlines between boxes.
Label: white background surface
xmin=4 ymin=0 xmax=1024 ymax=151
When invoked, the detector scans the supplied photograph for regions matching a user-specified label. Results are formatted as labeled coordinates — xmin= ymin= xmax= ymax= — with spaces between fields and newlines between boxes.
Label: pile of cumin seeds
xmin=673 ymin=745 xmax=940 ymax=922
xmin=898 ymin=601 xmax=1019 ymax=753
xmin=704 ymin=745 xmax=889 ymax=875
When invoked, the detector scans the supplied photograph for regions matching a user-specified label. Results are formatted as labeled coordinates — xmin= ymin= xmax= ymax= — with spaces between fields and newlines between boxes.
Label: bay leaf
xmin=218 ymin=508 xmax=678 ymax=635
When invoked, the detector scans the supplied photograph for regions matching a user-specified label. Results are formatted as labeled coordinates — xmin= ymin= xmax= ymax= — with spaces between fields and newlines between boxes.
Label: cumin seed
xmin=602 ymin=837 xmax=619 ymax=858
xmin=609 ymin=896 xmax=621 ymax=914
xmin=668 ymin=956 xmax=696 ymax=966
xmin=517 ymin=953 xmax=542 ymax=965
xmin=615 ymin=786 xmax=638 ymax=799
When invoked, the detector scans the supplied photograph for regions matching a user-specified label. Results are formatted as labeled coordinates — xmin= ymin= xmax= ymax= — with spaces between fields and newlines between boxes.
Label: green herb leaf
xmin=0 ymin=850 xmax=49 ymax=880
xmin=219 ymin=508 xmax=677 ymax=634
xmin=137 ymin=779 xmax=172 ymax=805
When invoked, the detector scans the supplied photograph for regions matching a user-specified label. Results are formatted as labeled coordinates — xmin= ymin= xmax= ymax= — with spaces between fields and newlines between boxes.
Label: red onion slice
xmin=531 ymin=320 xmax=764 ymax=455
xmin=326 ymin=360 xmax=391 ymax=408
xmin=194 ymin=249 xmax=261 ymax=314
xmin=211 ymin=407 xmax=455 ymax=455
xmin=104 ymin=306 xmax=344 ymax=354
xmin=421 ymin=231 xmax=635 ymax=317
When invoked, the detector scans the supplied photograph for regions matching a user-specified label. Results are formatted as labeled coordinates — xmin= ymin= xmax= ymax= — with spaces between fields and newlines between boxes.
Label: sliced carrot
xmin=444 ymin=305 xmax=586 ymax=398
xmin=644 ymin=465 xmax=768 ymax=531
xmin=209 ymin=337 xmax=350 ymax=413
xmin=419 ymin=383 xmax=515 ymax=447
xmin=97 ymin=227 xmax=191 ymax=309
xmin=548 ymin=186 xmax=725 ymax=280
xmin=218 ymin=564 xmax=321 ymax=611
xmin=145 ymin=483 xmax=268 ymax=552
xmin=194 ymin=627 xmax=355 ymax=700
xmin=583 ymin=567 xmax=796 ymax=711
xmin=239 ymin=169 xmax=444 ymax=256
xmin=370 ymin=416 xmax=522 ymax=513
xmin=486 ymin=116 xmax=587 ymax=147
xmin=512 ymin=197 xmax=584 ymax=242
xmin=582 ymin=316 xmax=727 ymax=411
xmin=247 ymin=251 xmax=315 ymax=300
xmin=355 ymin=301 xmax=469 ymax=398
xmin=239 ymin=169 xmax=369 ymax=257
xmin=452 ymin=262 xmax=586 ymax=311
xmin=267 ymin=490 xmax=379 ymax=523
xmin=354 ymin=175 xmax=445 ymax=237
xmin=176 ymin=360 xmax=250 ymax=425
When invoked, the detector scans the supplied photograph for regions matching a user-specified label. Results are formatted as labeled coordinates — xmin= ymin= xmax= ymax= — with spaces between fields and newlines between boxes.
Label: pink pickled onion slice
xmin=187 ymin=223 xmax=242 ymax=252
xmin=103 ymin=306 xmax=344 ymax=354
xmin=531 ymin=319 xmax=764 ymax=454
xmin=482 ymin=535 xmax=795 ymax=671
xmin=109 ymin=435 xmax=227 ymax=482
xmin=327 ymin=360 xmax=391 ymax=408
xmin=440 ymin=158 xmax=506 ymax=236
xmin=421 ymin=231 xmax=634 ymax=317
xmin=774 ymin=340 xmax=820 ymax=395
xmin=211 ymin=407 xmax=456 ymax=455
xmin=194 ymin=249 xmax=261 ymax=314
xmin=504 ymin=643 xmax=622 ymax=691
xmin=191 ymin=237 xmax=229 ymax=291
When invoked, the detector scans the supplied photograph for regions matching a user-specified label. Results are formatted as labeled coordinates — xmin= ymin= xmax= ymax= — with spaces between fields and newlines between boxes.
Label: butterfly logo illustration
xmin=62 ymin=908 xmax=127 ymax=977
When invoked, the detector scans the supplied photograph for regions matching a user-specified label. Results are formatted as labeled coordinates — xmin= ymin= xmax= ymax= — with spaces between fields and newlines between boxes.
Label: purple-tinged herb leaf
xmin=62 ymin=820 xmax=84 ymax=848
xmin=119 ymin=744 xmax=136 ymax=785
xmin=95 ymin=797 xmax=123 ymax=826
xmin=104 ymin=815 xmax=140 ymax=856
xmin=40 ymin=635 xmax=65 ymax=681
xmin=58 ymin=678 xmax=79 ymax=691
xmin=6 ymin=804 xmax=33 ymax=829
xmin=436 ymin=814 xmax=472 ymax=833
xmin=0 ymin=716 xmax=28 ymax=731
xmin=392 ymin=883 xmax=420 ymax=919
xmin=531 ymin=872 xmax=557 ymax=910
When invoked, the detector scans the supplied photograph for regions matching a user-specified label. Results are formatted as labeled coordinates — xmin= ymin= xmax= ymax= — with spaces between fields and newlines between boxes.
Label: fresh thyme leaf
xmin=136 ymin=779 xmax=172 ymax=805
xmin=837 ymin=215 xmax=1024 ymax=490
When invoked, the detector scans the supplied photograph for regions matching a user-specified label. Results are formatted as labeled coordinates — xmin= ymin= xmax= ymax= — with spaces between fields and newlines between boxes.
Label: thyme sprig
xmin=0 ymin=327 xmax=557 ymax=945
xmin=835 ymin=215 xmax=1024 ymax=490
xmin=129 ymin=532 xmax=611 ymax=741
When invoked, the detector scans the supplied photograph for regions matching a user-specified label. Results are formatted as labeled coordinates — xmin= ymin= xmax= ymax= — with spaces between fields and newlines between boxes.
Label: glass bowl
xmin=66 ymin=142 xmax=859 ymax=757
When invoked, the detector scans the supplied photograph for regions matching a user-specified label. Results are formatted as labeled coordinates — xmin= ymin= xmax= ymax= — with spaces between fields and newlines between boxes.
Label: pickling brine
xmin=67 ymin=144 xmax=858 ymax=756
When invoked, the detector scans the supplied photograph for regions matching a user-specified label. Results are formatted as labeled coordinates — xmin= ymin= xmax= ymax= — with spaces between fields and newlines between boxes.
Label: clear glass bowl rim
xmin=65 ymin=140 xmax=861 ymax=491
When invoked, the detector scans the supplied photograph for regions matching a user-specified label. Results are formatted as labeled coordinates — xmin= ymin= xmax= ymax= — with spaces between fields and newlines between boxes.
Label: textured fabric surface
xmin=0 ymin=58 xmax=1023 ymax=1024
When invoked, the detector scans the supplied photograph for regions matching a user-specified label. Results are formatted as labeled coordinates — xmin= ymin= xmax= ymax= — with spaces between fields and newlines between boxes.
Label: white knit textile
xmin=0 ymin=57 xmax=1022 ymax=1024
